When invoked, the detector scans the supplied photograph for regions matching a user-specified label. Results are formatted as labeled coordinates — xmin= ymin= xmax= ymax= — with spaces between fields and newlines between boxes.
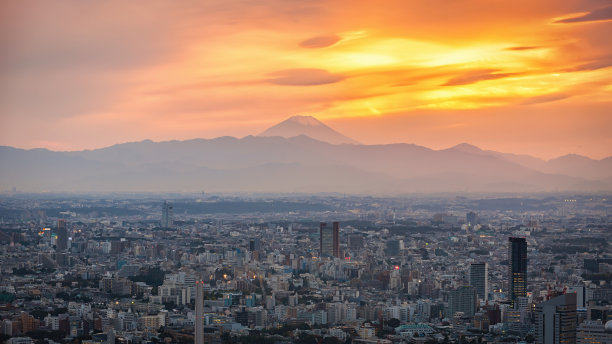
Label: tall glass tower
xmin=161 ymin=201 xmax=174 ymax=228
xmin=508 ymin=237 xmax=527 ymax=307
xmin=56 ymin=219 xmax=68 ymax=252
xmin=470 ymin=262 xmax=488 ymax=302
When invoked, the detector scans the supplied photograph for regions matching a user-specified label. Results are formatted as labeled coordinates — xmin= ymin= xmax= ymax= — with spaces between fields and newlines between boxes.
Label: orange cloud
xmin=0 ymin=0 xmax=610 ymax=159
xmin=442 ymin=69 xmax=518 ymax=86
xmin=266 ymin=69 xmax=346 ymax=86
xmin=555 ymin=5 xmax=612 ymax=23
xmin=299 ymin=35 xmax=341 ymax=48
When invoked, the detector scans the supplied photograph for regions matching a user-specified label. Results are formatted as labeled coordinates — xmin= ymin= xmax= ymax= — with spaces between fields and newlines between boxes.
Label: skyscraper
xmin=56 ymin=219 xmax=68 ymax=252
xmin=249 ymin=238 xmax=262 ymax=251
xmin=320 ymin=222 xmax=340 ymax=258
xmin=508 ymin=237 xmax=527 ymax=307
xmin=161 ymin=201 xmax=173 ymax=228
xmin=466 ymin=211 xmax=478 ymax=227
xmin=385 ymin=240 xmax=401 ymax=256
xmin=535 ymin=293 xmax=577 ymax=344
xmin=348 ymin=234 xmax=364 ymax=251
xmin=448 ymin=286 xmax=477 ymax=318
xmin=470 ymin=262 xmax=488 ymax=302
xmin=195 ymin=281 xmax=204 ymax=344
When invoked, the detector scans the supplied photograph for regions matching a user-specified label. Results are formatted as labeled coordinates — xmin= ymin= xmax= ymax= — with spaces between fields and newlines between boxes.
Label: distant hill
xmin=1 ymin=135 xmax=611 ymax=193
xmin=444 ymin=143 xmax=612 ymax=182
xmin=259 ymin=115 xmax=359 ymax=145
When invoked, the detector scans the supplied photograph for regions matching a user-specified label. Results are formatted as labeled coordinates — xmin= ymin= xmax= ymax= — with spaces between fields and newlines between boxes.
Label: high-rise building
xmin=56 ymin=219 xmax=68 ymax=252
xmin=588 ymin=306 xmax=611 ymax=323
xmin=508 ymin=237 xmax=527 ymax=307
xmin=535 ymin=293 xmax=577 ymax=344
xmin=249 ymin=238 xmax=262 ymax=251
xmin=195 ymin=281 xmax=204 ymax=344
xmin=448 ymin=286 xmax=477 ymax=318
xmin=320 ymin=222 xmax=340 ymax=258
xmin=348 ymin=234 xmax=364 ymax=251
xmin=466 ymin=212 xmax=478 ymax=227
xmin=470 ymin=262 xmax=488 ymax=302
xmin=567 ymin=286 xmax=586 ymax=308
xmin=577 ymin=320 xmax=612 ymax=344
xmin=385 ymin=240 xmax=400 ymax=256
xmin=584 ymin=258 xmax=612 ymax=273
xmin=161 ymin=201 xmax=173 ymax=228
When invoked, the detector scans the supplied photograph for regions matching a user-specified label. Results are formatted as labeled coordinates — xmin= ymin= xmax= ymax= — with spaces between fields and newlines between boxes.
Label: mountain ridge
xmin=2 ymin=134 xmax=610 ymax=165
xmin=1 ymin=115 xmax=611 ymax=193
xmin=1 ymin=135 xmax=611 ymax=193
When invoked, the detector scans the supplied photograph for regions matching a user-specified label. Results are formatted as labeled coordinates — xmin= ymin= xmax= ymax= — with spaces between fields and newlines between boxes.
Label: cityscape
xmin=0 ymin=193 xmax=610 ymax=343
xmin=2 ymin=1 xmax=612 ymax=344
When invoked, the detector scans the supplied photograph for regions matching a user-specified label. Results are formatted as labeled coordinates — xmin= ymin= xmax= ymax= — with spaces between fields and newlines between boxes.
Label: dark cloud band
xmin=555 ymin=5 xmax=612 ymax=23
xmin=299 ymin=35 xmax=340 ymax=48
xmin=266 ymin=68 xmax=345 ymax=86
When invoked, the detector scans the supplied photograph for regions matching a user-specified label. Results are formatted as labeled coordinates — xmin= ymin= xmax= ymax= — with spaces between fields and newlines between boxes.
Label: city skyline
xmin=1 ymin=1 xmax=611 ymax=159
xmin=0 ymin=192 xmax=610 ymax=342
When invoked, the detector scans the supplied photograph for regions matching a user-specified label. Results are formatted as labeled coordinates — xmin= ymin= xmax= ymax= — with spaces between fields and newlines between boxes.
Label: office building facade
xmin=161 ymin=201 xmax=174 ymax=228
xmin=320 ymin=222 xmax=340 ymax=258
xmin=535 ymin=293 xmax=577 ymax=344
xmin=448 ymin=286 xmax=477 ymax=318
xmin=509 ymin=237 xmax=527 ymax=307
xmin=466 ymin=211 xmax=478 ymax=227
xmin=577 ymin=320 xmax=612 ymax=344
xmin=470 ymin=262 xmax=488 ymax=302
xmin=56 ymin=219 xmax=68 ymax=252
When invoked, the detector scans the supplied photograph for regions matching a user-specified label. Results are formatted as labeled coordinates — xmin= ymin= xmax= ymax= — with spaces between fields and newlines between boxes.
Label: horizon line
xmin=1 ymin=135 xmax=610 ymax=161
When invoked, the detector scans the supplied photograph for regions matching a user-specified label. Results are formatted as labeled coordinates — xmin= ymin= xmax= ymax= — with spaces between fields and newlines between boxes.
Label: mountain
xmin=445 ymin=144 xmax=612 ymax=182
xmin=259 ymin=115 xmax=359 ymax=145
xmin=1 ymin=137 xmax=611 ymax=193
xmin=544 ymin=154 xmax=612 ymax=181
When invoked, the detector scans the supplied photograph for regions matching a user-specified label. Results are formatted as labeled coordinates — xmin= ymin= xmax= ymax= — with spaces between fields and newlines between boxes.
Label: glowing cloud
xmin=0 ymin=0 xmax=611 ymax=159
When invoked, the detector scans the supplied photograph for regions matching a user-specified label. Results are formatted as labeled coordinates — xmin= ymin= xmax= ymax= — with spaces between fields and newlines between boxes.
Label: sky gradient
xmin=1 ymin=0 xmax=611 ymax=159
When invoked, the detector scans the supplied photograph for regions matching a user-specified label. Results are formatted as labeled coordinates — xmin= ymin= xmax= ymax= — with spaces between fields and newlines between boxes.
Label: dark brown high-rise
xmin=320 ymin=222 xmax=340 ymax=258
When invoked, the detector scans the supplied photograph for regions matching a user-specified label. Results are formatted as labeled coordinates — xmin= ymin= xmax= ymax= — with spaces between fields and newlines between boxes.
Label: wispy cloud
xmin=443 ymin=69 xmax=516 ymax=86
xmin=563 ymin=55 xmax=612 ymax=71
xmin=266 ymin=69 xmax=346 ymax=86
xmin=519 ymin=93 xmax=571 ymax=105
xmin=299 ymin=35 xmax=340 ymax=48
xmin=554 ymin=5 xmax=612 ymax=23
xmin=506 ymin=46 xmax=541 ymax=51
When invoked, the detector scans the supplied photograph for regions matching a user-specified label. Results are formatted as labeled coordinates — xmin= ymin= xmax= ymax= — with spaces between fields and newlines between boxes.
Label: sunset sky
xmin=1 ymin=0 xmax=611 ymax=159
